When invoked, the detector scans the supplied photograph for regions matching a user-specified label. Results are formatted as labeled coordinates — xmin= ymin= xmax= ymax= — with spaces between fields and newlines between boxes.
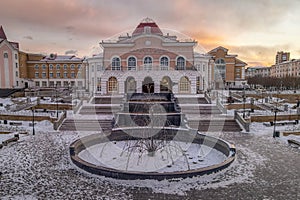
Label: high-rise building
xmin=275 ymin=51 xmax=290 ymax=64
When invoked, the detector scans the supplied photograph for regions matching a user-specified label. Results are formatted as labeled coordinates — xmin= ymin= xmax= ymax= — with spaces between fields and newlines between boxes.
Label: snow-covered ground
xmin=1 ymin=93 xmax=300 ymax=199
xmin=0 ymin=122 xmax=299 ymax=199
xmin=0 ymin=132 xmax=16 ymax=143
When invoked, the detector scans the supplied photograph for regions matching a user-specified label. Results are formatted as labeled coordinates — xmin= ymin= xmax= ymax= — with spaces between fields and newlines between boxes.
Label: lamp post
xmin=273 ymin=89 xmax=279 ymax=138
xmin=243 ymin=82 xmax=246 ymax=118
xmin=31 ymin=107 xmax=35 ymax=135
xmin=56 ymin=83 xmax=59 ymax=118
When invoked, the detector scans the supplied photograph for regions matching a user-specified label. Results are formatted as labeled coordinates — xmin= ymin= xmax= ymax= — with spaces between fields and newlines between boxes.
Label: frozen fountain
xmin=70 ymin=93 xmax=236 ymax=180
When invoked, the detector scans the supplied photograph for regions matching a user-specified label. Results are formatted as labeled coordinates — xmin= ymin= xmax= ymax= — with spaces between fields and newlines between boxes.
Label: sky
xmin=1 ymin=0 xmax=300 ymax=67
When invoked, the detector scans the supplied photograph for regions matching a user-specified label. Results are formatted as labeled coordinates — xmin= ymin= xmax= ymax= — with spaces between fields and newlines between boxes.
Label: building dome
xmin=132 ymin=18 xmax=163 ymax=36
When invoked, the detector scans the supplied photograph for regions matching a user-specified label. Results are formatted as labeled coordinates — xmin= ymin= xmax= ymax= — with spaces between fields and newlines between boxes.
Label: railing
xmin=234 ymin=110 xmax=250 ymax=132
xmin=204 ymin=91 xmax=212 ymax=104
xmin=53 ymin=111 xmax=67 ymax=130
xmin=73 ymin=100 xmax=83 ymax=114
xmin=0 ymin=110 xmax=50 ymax=117
xmin=108 ymin=65 xmax=198 ymax=71
xmin=216 ymin=97 xmax=227 ymax=114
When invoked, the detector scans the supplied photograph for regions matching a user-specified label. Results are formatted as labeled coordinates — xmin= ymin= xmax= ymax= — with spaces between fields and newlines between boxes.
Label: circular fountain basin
xmin=70 ymin=128 xmax=236 ymax=180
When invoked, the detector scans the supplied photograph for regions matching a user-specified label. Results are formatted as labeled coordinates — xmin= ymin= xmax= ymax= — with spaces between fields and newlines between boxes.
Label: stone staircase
xmin=79 ymin=105 xmax=120 ymax=114
xmin=59 ymin=119 xmax=112 ymax=132
xmin=180 ymin=105 xmax=222 ymax=115
xmin=188 ymin=119 xmax=242 ymax=132
xmin=176 ymin=97 xmax=208 ymax=104
xmin=91 ymin=96 xmax=123 ymax=104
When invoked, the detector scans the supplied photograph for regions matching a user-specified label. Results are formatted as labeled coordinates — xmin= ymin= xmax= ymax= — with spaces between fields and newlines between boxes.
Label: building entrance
xmin=142 ymin=77 xmax=154 ymax=93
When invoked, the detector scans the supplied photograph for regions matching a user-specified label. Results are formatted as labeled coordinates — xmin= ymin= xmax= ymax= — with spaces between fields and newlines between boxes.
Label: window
xmin=15 ymin=63 xmax=18 ymax=68
xmin=49 ymin=64 xmax=53 ymax=70
xmin=35 ymin=72 xmax=39 ymax=78
xmin=71 ymin=81 xmax=75 ymax=86
xmin=35 ymin=82 xmax=40 ymax=87
xmin=15 ymin=54 xmax=18 ymax=59
xmin=97 ymin=64 xmax=102 ymax=71
xmin=42 ymin=81 xmax=47 ymax=87
xmin=56 ymin=81 xmax=61 ymax=87
xmin=91 ymin=65 xmax=94 ymax=72
xmin=196 ymin=76 xmax=201 ymax=92
xmin=179 ymin=76 xmax=190 ymax=93
xmin=35 ymin=64 xmax=39 ymax=70
xmin=97 ymin=77 xmax=101 ymax=91
xmin=71 ymin=72 xmax=75 ymax=78
xmin=42 ymin=64 xmax=46 ymax=70
xmin=49 ymin=81 xmax=54 ymax=87
xmin=112 ymin=57 xmax=121 ymax=70
xmin=77 ymin=64 xmax=81 ymax=69
xmin=64 ymin=72 xmax=68 ymax=78
xmin=108 ymin=77 xmax=118 ymax=93
xmin=42 ymin=72 xmax=46 ymax=78
xmin=56 ymin=72 xmax=60 ymax=78
xmin=50 ymin=72 xmax=53 ymax=78
xmin=128 ymin=57 xmax=136 ymax=70
xmin=78 ymin=81 xmax=83 ymax=88
xmin=4 ymin=53 xmax=8 ymax=58
xmin=77 ymin=72 xmax=82 ymax=78
xmin=16 ymin=72 xmax=18 ymax=77
xmin=160 ymin=57 xmax=169 ymax=70
xmin=144 ymin=56 xmax=152 ymax=70
xmin=176 ymin=57 xmax=185 ymax=70
xmin=144 ymin=26 xmax=151 ymax=34
xmin=71 ymin=64 xmax=75 ymax=70
xmin=214 ymin=58 xmax=226 ymax=81
xmin=63 ymin=64 xmax=67 ymax=70
xmin=56 ymin=64 xmax=60 ymax=70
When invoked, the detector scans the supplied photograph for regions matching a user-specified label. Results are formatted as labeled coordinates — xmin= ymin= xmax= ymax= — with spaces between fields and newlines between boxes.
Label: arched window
xmin=179 ymin=76 xmax=190 ymax=93
xmin=4 ymin=53 xmax=8 ymax=58
xmin=112 ymin=57 xmax=121 ymax=70
xmin=126 ymin=77 xmax=136 ymax=93
xmin=160 ymin=76 xmax=172 ymax=92
xmin=144 ymin=56 xmax=152 ymax=70
xmin=108 ymin=77 xmax=118 ymax=93
xmin=215 ymin=58 xmax=226 ymax=81
xmin=176 ymin=57 xmax=185 ymax=70
xmin=128 ymin=57 xmax=136 ymax=71
xmin=160 ymin=56 xmax=169 ymax=70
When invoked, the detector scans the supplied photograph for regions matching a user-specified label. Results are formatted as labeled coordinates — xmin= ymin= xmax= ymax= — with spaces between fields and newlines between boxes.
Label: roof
xmin=235 ymin=58 xmax=247 ymax=65
xmin=41 ymin=54 xmax=83 ymax=62
xmin=132 ymin=18 xmax=163 ymax=36
xmin=0 ymin=26 xmax=7 ymax=40
xmin=208 ymin=46 xmax=229 ymax=54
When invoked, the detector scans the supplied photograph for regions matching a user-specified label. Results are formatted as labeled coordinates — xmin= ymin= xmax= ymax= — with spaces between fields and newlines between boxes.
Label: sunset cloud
xmin=1 ymin=0 xmax=299 ymax=66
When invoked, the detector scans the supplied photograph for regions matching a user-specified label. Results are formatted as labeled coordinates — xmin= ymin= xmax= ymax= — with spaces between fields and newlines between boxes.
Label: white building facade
xmin=86 ymin=18 xmax=212 ymax=95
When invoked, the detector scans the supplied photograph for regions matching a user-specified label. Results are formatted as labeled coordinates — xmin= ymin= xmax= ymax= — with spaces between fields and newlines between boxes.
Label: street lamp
xmin=56 ymin=83 xmax=59 ymax=118
xmin=243 ymin=82 xmax=246 ymax=118
xmin=31 ymin=107 xmax=35 ymax=135
xmin=273 ymin=89 xmax=279 ymax=138
xmin=273 ymin=108 xmax=278 ymax=138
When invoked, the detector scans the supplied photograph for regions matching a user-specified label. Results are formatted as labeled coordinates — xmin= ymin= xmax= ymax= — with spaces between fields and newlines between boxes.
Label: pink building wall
xmin=0 ymin=42 xmax=14 ymax=88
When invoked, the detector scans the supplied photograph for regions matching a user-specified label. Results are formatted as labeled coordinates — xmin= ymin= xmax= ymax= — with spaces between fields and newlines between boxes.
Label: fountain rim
xmin=69 ymin=128 xmax=236 ymax=180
